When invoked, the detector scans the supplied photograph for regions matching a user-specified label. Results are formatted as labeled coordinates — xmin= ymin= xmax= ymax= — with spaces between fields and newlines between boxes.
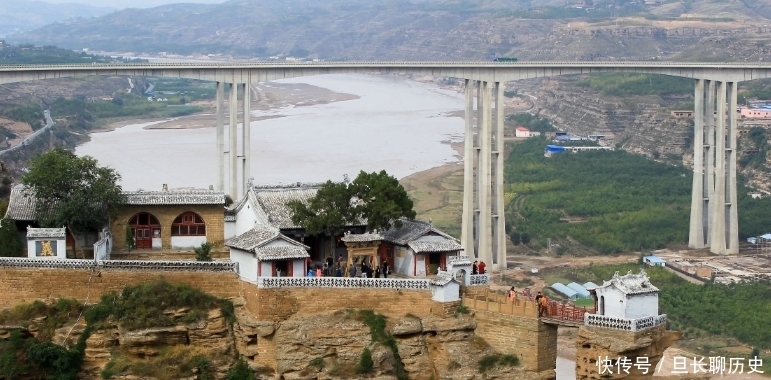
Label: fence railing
xmin=584 ymin=313 xmax=667 ymax=332
xmin=0 ymin=257 xmax=238 ymax=272
xmin=469 ymin=274 xmax=489 ymax=286
xmin=256 ymin=276 xmax=430 ymax=290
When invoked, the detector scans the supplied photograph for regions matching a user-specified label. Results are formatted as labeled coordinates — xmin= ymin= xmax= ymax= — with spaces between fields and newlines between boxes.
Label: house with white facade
xmin=515 ymin=126 xmax=541 ymax=138
xmin=585 ymin=269 xmax=666 ymax=332
xmin=380 ymin=219 xmax=463 ymax=278
xmin=226 ymin=225 xmax=310 ymax=281
xmin=226 ymin=182 xmax=367 ymax=261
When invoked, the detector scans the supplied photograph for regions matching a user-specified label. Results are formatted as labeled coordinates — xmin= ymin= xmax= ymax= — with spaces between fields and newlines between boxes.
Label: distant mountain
xmin=0 ymin=0 xmax=114 ymax=37
xmin=9 ymin=0 xmax=771 ymax=61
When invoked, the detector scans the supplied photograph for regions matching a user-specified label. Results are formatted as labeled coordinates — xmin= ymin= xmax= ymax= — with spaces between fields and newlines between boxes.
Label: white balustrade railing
xmin=469 ymin=274 xmax=489 ymax=286
xmin=0 ymin=257 xmax=238 ymax=272
xmin=256 ymin=276 xmax=430 ymax=290
xmin=584 ymin=313 xmax=667 ymax=332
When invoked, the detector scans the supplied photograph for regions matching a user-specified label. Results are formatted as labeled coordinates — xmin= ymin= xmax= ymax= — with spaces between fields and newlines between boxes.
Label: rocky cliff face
xmin=1 ymin=299 xmax=537 ymax=379
xmin=574 ymin=325 xmax=681 ymax=380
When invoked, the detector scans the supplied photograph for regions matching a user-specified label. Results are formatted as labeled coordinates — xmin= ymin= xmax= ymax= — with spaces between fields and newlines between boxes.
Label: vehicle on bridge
xmin=493 ymin=56 xmax=518 ymax=62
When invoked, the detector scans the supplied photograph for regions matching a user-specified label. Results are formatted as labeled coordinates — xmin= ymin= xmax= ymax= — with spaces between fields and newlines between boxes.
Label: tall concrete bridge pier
xmin=2 ymin=62 xmax=770 ymax=260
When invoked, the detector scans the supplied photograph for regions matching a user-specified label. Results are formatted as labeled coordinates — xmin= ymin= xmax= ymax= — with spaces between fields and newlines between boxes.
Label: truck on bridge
xmin=493 ymin=57 xmax=518 ymax=62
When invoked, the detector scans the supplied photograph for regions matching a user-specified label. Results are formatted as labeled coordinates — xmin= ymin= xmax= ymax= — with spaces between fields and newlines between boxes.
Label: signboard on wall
xmin=36 ymin=241 xmax=57 ymax=257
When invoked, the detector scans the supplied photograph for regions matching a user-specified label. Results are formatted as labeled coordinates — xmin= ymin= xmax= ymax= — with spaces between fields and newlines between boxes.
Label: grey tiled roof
xmin=341 ymin=232 xmax=383 ymax=243
xmin=5 ymin=185 xmax=48 ymax=221
xmin=430 ymin=272 xmax=456 ymax=286
xmin=381 ymin=218 xmax=459 ymax=246
xmin=254 ymin=246 xmax=310 ymax=261
xmin=408 ymin=240 xmax=463 ymax=253
xmin=5 ymin=185 xmax=223 ymax=222
xmin=123 ymin=190 xmax=225 ymax=205
xmin=224 ymin=209 xmax=237 ymax=222
xmin=252 ymin=184 xmax=321 ymax=229
xmin=225 ymin=225 xmax=310 ymax=261
xmin=598 ymin=269 xmax=659 ymax=295
xmin=26 ymin=227 xmax=66 ymax=239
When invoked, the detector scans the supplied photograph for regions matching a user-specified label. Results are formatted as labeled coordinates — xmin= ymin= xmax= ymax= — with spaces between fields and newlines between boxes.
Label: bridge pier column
xmin=242 ymin=82 xmax=251 ymax=196
xmin=474 ymin=81 xmax=483 ymax=259
xmin=216 ymin=81 xmax=225 ymax=193
xmin=478 ymin=81 xmax=492 ymax=266
xmin=462 ymin=80 xmax=476 ymax=258
xmin=705 ymin=80 xmax=715 ymax=245
xmin=727 ymin=81 xmax=739 ymax=253
xmin=689 ymin=79 xmax=706 ymax=248
xmin=709 ymin=81 xmax=729 ymax=254
xmin=229 ymin=83 xmax=239 ymax=200
xmin=492 ymin=82 xmax=506 ymax=271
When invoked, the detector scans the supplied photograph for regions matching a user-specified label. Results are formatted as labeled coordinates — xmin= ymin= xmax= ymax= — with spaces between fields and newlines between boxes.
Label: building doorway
xmin=128 ymin=212 xmax=161 ymax=249
xmin=273 ymin=260 xmax=292 ymax=277
xmin=599 ymin=296 xmax=605 ymax=316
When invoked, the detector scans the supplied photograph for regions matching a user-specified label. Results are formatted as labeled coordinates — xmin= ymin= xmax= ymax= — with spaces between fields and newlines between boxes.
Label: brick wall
xmin=243 ymin=285 xmax=436 ymax=322
xmin=111 ymin=204 xmax=225 ymax=250
xmin=0 ymin=267 xmax=240 ymax=309
xmin=473 ymin=310 xmax=557 ymax=373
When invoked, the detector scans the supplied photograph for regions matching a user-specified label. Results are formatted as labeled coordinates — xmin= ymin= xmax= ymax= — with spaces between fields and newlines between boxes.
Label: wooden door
xmin=136 ymin=228 xmax=152 ymax=249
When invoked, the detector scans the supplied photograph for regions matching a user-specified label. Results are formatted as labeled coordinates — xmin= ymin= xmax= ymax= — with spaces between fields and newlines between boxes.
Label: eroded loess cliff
xmin=574 ymin=325 xmax=681 ymax=380
xmin=0 ymin=298 xmax=534 ymax=380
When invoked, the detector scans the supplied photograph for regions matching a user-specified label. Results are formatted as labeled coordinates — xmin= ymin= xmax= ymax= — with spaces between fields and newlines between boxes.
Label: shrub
xmin=309 ymin=357 xmax=324 ymax=368
xmin=455 ymin=305 xmax=470 ymax=315
xmin=355 ymin=348 xmax=374 ymax=374
xmin=226 ymin=358 xmax=257 ymax=380
xmin=478 ymin=353 xmax=520 ymax=373
xmin=195 ymin=242 xmax=213 ymax=262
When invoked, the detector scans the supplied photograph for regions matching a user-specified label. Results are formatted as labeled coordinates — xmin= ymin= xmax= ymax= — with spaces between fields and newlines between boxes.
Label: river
xmin=76 ymin=74 xmax=466 ymax=190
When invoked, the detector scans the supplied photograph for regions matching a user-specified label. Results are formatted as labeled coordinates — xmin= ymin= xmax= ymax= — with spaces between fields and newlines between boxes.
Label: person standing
xmin=335 ymin=264 xmax=343 ymax=277
xmin=382 ymin=260 xmax=389 ymax=278
xmin=315 ymin=267 xmax=322 ymax=278
xmin=535 ymin=292 xmax=543 ymax=317
xmin=478 ymin=261 xmax=486 ymax=275
xmin=307 ymin=268 xmax=315 ymax=277
xmin=350 ymin=264 xmax=358 ymax=278
xmin=472 ymin=261 xmax=479 ymax=275
xmin=374 ymin=266 xmax=381 ymax=279
xmin=508 ymin=287 xmax=517 ymax=303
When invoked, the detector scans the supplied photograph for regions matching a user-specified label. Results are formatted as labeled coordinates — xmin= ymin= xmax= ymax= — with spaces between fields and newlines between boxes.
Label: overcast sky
xmin=41 ymin=0 xmax=227 ymax=9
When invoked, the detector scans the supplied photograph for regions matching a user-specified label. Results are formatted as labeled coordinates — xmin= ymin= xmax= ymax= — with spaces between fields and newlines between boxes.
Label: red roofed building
xmin=515 ymin=126 xmax=541 ymax=138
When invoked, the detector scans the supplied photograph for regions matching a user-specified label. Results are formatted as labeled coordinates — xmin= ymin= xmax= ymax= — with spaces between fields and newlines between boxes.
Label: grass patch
xmin=478 ymin=353 xmax=520 ymax=373
xmin=85 ymin=278 xmax=235 ymax=331
xmin=455 ymin=305 xmax=470 ymax=315
xmin=572 ymin=298 xmax=595 ymax=308
xmin=0 ymin=298 xmax=81 ymax=341
xmin=101 ymin=348 xmax=216 ymax=380
xmin=226 ymin=358 xmax=257 ymax=380
xmin=356 ymin=310 xmax=407 ymax=380
xmin=309 ymin=357 xmax=325 ymax=368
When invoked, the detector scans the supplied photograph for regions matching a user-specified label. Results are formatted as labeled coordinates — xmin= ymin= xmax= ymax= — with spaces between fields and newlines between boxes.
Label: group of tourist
xmin=306 ymin=256 xmax=391 ymax=278
xmin=507 ymin=287 xmax=549 ymax=317
xmin=471 ymin=260 xmax=487 ymax=275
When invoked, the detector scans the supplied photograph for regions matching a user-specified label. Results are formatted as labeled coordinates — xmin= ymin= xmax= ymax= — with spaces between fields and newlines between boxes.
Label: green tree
xmin=22 ymin=148 xmax=125 ymax=258
xmin=125 ymin=225 xmax=135 ymax=254
xmin=521 ymin=232 xmax=531 ymax=245
xmin=350 ymin=170 xmax=416 ymax=232
xmin=195 ymin=242 xmax=213 ymax=262
xmin=0 ymin=218 xmax=24 ymax=257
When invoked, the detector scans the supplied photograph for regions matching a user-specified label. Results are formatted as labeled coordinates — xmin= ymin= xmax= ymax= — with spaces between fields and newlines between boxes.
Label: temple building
xmin=225 ymin=225 xmax=310 ymax=280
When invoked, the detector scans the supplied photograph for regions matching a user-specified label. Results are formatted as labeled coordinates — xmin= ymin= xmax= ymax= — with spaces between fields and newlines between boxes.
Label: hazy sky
xmin=41 ymin=0 xmax=227 ymax=9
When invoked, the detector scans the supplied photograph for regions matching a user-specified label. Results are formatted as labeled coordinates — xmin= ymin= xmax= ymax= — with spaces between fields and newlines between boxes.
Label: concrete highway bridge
xmin=2 ymin=61 xmax=769 ymax=265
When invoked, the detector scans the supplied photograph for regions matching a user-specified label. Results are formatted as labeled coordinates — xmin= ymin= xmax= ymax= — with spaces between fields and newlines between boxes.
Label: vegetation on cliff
xmin=0 ymin=279 xmax=241 ymax=379
xmin=0 ymin=44 xmax=145 ymax=65
xmin=86 ymin=278 xmax=234 ymax=330
xmin=575 ymin=73 xmax=695 ymax=97
xmin=504 ymin=137 xmax=771 ymax=254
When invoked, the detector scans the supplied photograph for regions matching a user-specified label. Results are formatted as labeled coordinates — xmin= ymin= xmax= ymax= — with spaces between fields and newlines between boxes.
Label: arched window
xmin=171 ymin=212 xmax=206 ymax=236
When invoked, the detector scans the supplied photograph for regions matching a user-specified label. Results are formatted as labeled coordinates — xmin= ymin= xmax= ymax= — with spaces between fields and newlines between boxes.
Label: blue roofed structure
xmin=643 ymin=255 xmax=666 ymax=267
xmin=583 ymin=282 xmax=599 ymax=290
xmin=566 ymin=282 xmax=591 ymax=298
xmin=550 ymin=283 xmax=578 ymax=300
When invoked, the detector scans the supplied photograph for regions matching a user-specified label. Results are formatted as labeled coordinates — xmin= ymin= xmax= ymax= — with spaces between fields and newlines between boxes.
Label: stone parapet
xmin=0 ymin=257 xmax=238 ymax=272
xmin=255 ymin=276 xmax=430 ymax=290
xmin=584 ymin=313 xmax=667 ymax=332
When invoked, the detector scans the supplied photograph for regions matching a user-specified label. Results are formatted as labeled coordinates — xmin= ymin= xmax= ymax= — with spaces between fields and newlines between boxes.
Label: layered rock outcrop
xmin=575 ymin=325 xmax=682 ymax=380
